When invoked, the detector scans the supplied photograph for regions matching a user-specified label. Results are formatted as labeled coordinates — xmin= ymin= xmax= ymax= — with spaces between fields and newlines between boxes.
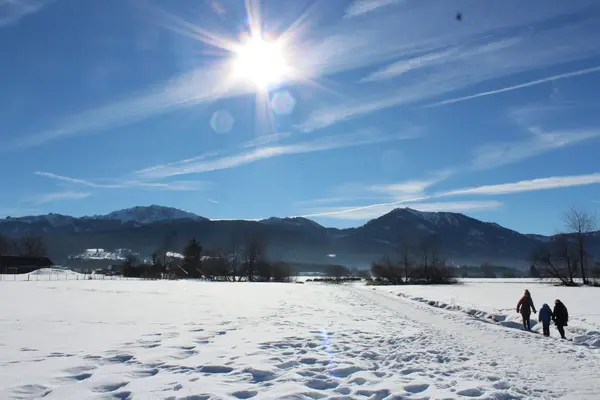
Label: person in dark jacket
xmin=538 ymin=303 xmax=553 ymax=337
xmin=516 ymin=289 xmax=537 ymax=331
xmin=553 ymin=299 xmax=569 ymax=339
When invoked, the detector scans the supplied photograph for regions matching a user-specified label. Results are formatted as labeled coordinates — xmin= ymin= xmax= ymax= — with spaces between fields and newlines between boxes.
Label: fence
xmin=0 ymin=273 xmax=137 ymax=282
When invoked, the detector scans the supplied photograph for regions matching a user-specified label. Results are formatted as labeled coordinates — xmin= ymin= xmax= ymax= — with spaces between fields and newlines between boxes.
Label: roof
xmin=0 ymin=256 xmax=54 ymax=267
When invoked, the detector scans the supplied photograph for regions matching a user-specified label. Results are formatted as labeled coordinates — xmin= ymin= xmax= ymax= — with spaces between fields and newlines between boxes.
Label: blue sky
xmin=1 ymin=0 xmax=600 ymax=235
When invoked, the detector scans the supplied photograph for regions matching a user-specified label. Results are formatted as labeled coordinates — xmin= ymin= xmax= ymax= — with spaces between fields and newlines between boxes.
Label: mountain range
xmin=1 ymin=205 xmax=599 ymax=269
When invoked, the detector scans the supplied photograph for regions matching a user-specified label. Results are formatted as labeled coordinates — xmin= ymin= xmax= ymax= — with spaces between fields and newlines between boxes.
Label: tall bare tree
xmin=397 ymin=235 xmax=415 ymax=283
xmin=532 ymin=235 xmax=578 ymax=286
xmin=244 ymin=234 xmax=265 ymax=282
xmin=230 ymin=235 xmax=240 ymax=282
xmin=564 ymin=207 xmax=597 ymax=284
xmin=17 ymin=236 xmax=47 ymax=257
xmin=0 ymin=234 xmax=13 ymax=256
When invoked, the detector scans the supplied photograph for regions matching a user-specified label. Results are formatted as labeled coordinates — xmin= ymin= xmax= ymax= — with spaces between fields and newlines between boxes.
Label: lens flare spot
xmin=210 ymin=110 xmax=234 ymax=133
xmin=271 ymin=90 xmax=296 ymax=115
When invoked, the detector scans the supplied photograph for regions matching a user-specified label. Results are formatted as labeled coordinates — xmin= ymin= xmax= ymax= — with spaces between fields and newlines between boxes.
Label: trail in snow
xmin=350 ymin=285 xmax=600 ymax=399
xmin=1 ymin=280 xmax=599 ymax=399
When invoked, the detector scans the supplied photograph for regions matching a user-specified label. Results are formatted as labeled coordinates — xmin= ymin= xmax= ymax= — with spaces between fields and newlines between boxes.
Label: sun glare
xmin=231 ymin=35 xmax=290 ymax=90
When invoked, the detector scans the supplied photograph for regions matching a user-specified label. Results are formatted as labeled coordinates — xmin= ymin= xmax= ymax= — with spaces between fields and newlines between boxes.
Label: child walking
xmin=538 ymin=303 xmax=553 ymax=337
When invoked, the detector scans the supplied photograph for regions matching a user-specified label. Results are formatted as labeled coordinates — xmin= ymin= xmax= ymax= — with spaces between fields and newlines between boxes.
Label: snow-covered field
xmin=1 ymin=279 xmax=600 ymax=399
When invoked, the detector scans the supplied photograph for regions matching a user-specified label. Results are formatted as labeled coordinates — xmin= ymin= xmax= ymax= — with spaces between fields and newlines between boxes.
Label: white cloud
xmin=135 ymin=129 xmax=421 ymax=179
xmin=426 ymin=65 xmax=600 ymax=108
xmin=307 ymin=201 xmax=502 ymax=220
xmin=35 ymin=191 xmax=91 ymax=205
xmin=443 ymin=173 xmax=600 ymax=197
xmin=301 ymin=172 xmax=600 ymax=219
xmin=208 ymin=199 xmax=220 ymax=204
xmin=369 ymin=170 xmax=452 ymax=200
xmin=243 ymin=132 xmax=292 ymax=148
xmin=298 ymin=17 xmax=600 ymax=132
xmin=7 ymin=1 xmax=597 ymax=148
xmin=0 ymin=0 xmax=51 ymax=27
xmin=293 ymin=195 xmax=387 ymax=208
xmin=471 ymin=129 xmax=600 ymax=170
xmin=345 ymin=0 xmax=401 ymax=18
xmin=4 ymin=65 xmax=247 ymax=150
xmin=33 ymin=171 xmax=205 ymax=191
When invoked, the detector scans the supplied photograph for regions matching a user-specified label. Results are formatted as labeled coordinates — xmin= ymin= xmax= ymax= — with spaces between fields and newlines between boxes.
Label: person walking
xmin=538 ymin=303 xmax=553 ymax=337
xmin=553 ymin=299 xmax=569 ymax=339
xmin=516 ymin=289 xmax=537 ymax=331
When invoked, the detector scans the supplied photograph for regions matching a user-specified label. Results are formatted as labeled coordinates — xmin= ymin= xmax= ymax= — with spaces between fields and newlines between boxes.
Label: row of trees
xmin=0 ymin=234 xmax=48 ymax=258
xmin=532 ymin=207 xmax=600 ymax=286
xmin=122 ymin=235 xmax=294 ymax=282
xmin=369 ymin=234 xmax=456 ymax=285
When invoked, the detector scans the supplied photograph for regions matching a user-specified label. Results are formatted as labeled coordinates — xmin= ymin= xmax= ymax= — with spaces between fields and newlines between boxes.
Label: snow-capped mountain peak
xmin=91 ymin=205 xmax=206 ymax=224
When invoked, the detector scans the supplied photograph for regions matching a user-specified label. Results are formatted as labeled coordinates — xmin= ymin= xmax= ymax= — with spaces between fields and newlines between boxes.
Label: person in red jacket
xmin=516 ymin=289 xmax=537 ymax=331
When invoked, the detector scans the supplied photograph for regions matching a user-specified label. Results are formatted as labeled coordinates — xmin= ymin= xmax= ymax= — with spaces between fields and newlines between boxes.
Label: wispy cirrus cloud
xmin=243 ymin=132 xmax=292 ymax=148
xmin=135 ymin=129 xmax=421 ymax=179
xmin=8 ymin=1 xmax=598 ymax=148
xmin=298 ymin=15 xmax=600 ymax=132
xmin=301 ymin=171 xmax=600 ymax=220
xmin=33 ymin=171 xmax=206 ymax=191
xmin=305 ymin=201 xmax=502 ymax=220
xmin=426 ymin=65 xmax=600 ymax=108
xmin=471 ymin=128 xmax=600 ymax=170
xmin=345 ymin=0 xmax=402 ymax=18
xmin=3 ymin=66 xmax=244 ymax=150
xmin=0 ymin=0 xmax=51 ymax=27
xmin=34 ymin=190 xmax=91 ymax=205
xmin=442 ymin=172 xmax=600 ymax=197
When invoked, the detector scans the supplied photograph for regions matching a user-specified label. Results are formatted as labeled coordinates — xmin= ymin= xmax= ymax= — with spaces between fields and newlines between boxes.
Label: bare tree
xmin=590 ymin=261 xmax=600 ymax=286
xmin=532 ymin=235 xmax=578 ymax=286
xmin=398 ymin=237 xmax=414 ymax=284
xmin=230 ymin=235 xmax=241 ymax=282
xmin=17 ymin=236 xmax=47 ymax=257
xmin=482 ymin=262 xmax=497 ymax=278
xmin=203 ymin=255 xmax=231 ymax=281
xmin=244 ymin=234 xmax=266 ymax=282
xmin=0 ymin=234 xmax=13 ymax=256
xmin=270 ymin=261 xmax=294 ymax=282
xmin=370 ymin=256 xmax=403 ymax=284
xmin=564 ymin=207 xmax=597 ymax=284
xmin=325 ymin=264 xmax=350 ymax=280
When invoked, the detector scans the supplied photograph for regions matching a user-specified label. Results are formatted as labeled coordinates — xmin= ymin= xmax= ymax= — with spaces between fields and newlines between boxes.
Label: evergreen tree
xmin=182 ymin=238 xmax=203 ymax=278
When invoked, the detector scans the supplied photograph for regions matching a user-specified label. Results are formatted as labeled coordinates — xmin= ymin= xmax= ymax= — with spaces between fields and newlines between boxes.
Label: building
xmin=0 ymin=256 xmax=54 ymax=274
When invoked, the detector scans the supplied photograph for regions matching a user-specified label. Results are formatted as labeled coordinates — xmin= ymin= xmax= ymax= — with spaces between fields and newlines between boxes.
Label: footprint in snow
xmin=456 ymin=387 xmax=484 ymax=397
xmin=11 ymin=384 xmax=52 ymax=399
xmin=305 ymin=378 xmax=339 ymax=390
xmin=93 ymin=381 xmax=130 ymax=393
xmin=199 ymin=365 xmax=234 ymax=374
xmin=404 ymin=383 xmax=430 ymax=394
xmin=232 ymin=390 xmax=258 ymax=399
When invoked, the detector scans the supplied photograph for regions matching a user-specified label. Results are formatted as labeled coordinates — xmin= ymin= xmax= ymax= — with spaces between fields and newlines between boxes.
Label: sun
xmin=231 ymin=34 xmax=291 ymax=90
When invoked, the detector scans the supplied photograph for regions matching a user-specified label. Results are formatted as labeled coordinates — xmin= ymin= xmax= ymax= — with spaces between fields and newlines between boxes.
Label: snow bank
xmin=375 ymin=279 xmax=600 ymax=347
